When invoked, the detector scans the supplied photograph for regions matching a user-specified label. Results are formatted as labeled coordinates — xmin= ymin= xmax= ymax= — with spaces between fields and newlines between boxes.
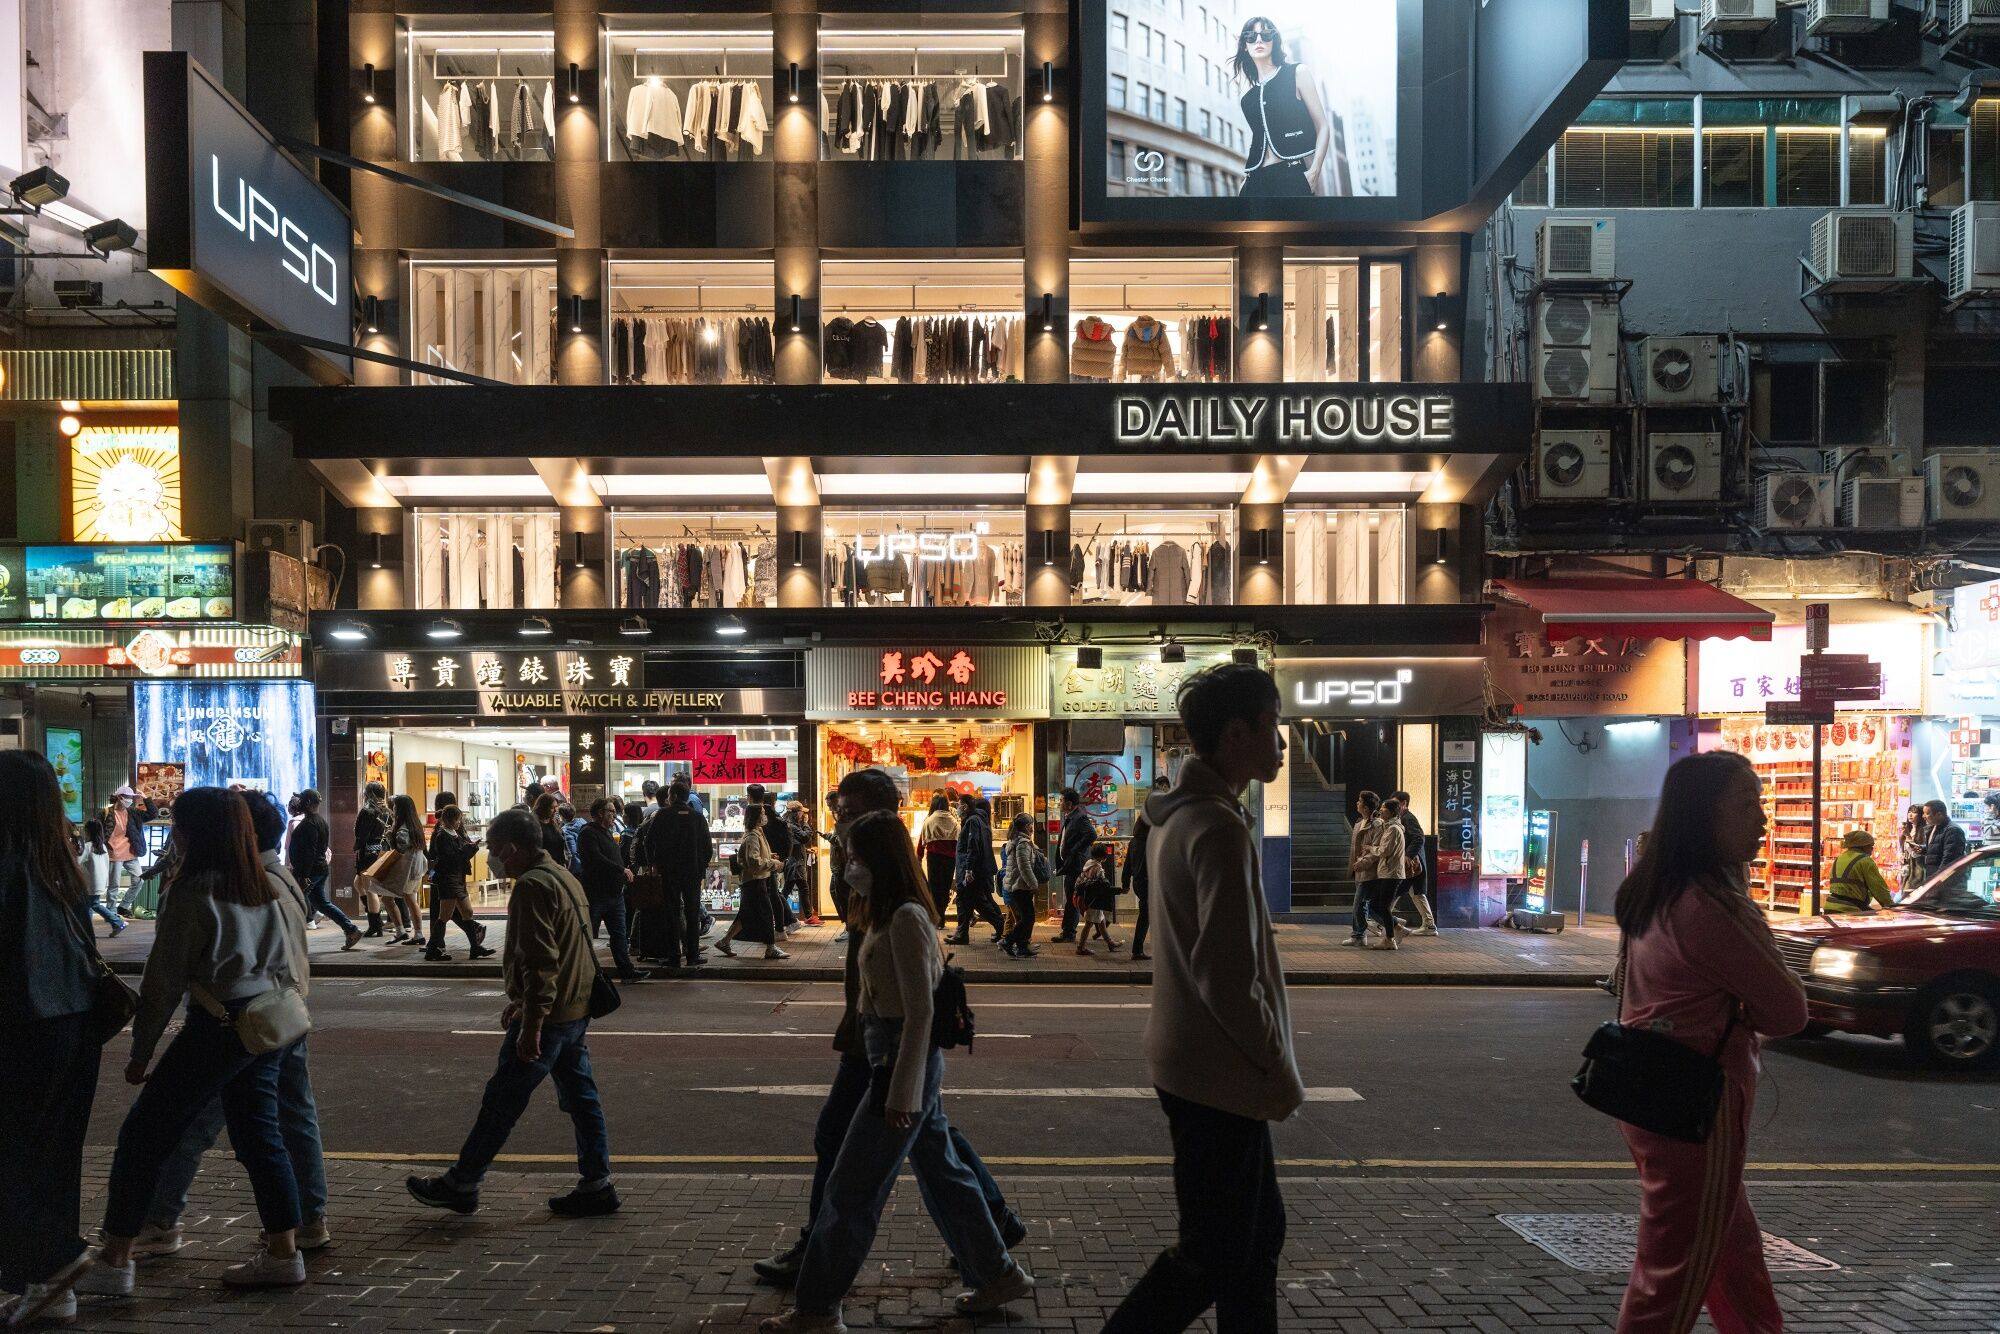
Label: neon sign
xmin=1292 ymin=668 xmax=1414 ymax=709
xmin=854 ymin=532 xmax=983 ymax=564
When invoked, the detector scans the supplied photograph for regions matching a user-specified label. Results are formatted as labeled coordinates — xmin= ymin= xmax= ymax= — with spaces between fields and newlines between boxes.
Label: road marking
xmin=770 ymin=1001 xmax=1151 ymax=1009
xmin=693 ymin=1085 xmax=1364 ymax=1102
xmin=449 ymin=1029 xmax=1035 ymax=1040
xmin=361 ymin=984 xmax=449 ymax=998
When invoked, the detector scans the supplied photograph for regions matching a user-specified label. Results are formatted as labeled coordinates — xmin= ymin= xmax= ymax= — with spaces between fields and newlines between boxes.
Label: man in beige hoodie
xmin=1103 ymin=663 xmax=1304 ymax=1334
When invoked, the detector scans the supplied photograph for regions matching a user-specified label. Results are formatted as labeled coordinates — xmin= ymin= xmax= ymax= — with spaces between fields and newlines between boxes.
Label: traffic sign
xmin=1804 ymin=602 xmax=1829 ymax=652
xmin=1766 ymin=698 xmax=1835 ymax=725
xmin=1798 ymin=653 xmax=1882 ymax=700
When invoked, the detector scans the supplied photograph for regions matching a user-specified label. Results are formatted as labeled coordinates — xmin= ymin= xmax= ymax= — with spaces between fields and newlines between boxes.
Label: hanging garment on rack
xmin=737 ymin=82 xmax=770 ymax=155
xmin=626 ymin=78 xmax=685 ymax=151
xmin=508 ymin=81 xmax=534 ymax=154
xmin=437 ymin=81 xmax=466 ymax=160
xmin=1122 ymin=316 xmax=1173 ymax=381
xmin=544 ymin=81 xmax=553 ymax=145
xmin=1072 ymin=317 xmax=1117 ymax=379
xmin=1202 ymin=540 xmax=1232 ymax=606
xmin=1149 ymin=540 xmax=1190 ymax=606
xmin=1184 ymin=316 xmax=1233 ymax=381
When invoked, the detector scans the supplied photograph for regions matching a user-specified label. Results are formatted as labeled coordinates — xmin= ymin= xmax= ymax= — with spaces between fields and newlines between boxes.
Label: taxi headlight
xmin=1808 ymin=946 xmax=1880 ymax=983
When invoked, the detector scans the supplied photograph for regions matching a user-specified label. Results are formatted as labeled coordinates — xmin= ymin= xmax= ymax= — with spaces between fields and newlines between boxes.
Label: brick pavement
xmin=57 ymin=1153 xmax=2000 ymax=1332
xmin=95 ymin=916 xmax=1619 ymax=987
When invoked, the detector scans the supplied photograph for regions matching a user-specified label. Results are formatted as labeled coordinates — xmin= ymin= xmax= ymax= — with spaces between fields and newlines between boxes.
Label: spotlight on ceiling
xmin=519 ymin=615 xmax=554 ymax=638
xmin=81 ymin=218 xmax=138 ymax=255
xmin=8 ymin=166 xmax=68 ymax=210
xmin=426 ymin=617 xmax=464 ymax=641
xmin=328 ymin=620 xmax=372 ymax=643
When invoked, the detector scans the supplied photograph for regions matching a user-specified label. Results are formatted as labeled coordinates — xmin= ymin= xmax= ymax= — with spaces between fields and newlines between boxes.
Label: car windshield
xmin=1896 ymin=844 xmax=2000 ymax=920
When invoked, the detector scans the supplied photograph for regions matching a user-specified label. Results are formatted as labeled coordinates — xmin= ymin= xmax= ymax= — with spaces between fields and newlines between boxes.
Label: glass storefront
xmin=613 ymin=509 xmax=779 ymax=610
xmin=822 ymin=508 xmax=1026 ymax=608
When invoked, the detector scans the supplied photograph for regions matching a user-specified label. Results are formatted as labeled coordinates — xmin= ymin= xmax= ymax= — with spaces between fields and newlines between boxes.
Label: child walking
xmin=1072 ymin=844 xmax=1121 ymax=956
xmin=77 ymin=817 xmax=127 ymax=935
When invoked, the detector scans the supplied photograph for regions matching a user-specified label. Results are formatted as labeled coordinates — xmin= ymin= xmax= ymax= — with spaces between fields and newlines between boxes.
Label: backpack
xmin=930 ymin=952 xmax=976 ymax=1052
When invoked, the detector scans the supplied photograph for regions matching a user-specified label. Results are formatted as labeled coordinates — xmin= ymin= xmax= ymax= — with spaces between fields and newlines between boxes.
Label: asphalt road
xmin=85 ymin=980 xmax=1999 ymax=1176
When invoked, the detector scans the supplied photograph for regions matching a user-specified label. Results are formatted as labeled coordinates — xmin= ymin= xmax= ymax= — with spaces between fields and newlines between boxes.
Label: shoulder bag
xmin=192 ymin=898 xmax=312 ymax=1055
xmin=1571 ymin=940 xmax=1738 ymax=1143
xmin=58 ymin=894 xmax=138 ymax=1047
xmin=551 ymin=871 xmax=622 ymax=1020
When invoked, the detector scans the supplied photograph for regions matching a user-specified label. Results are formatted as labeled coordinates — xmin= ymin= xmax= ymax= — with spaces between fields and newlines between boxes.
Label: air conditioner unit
xmin=1949 ymin=202 xmax=2000 ymax=302
xmin=1537 ymin=216 xmax=1616 ymax=282
xmin=1639 ymin=336 xmax=1720 ymax=405
xmin=1938 ymin=0 xmax=2000 ymax=39
xmin=1703 ymin=0 xmax=1778 ymax=32
xmin=246 ymin=518 xmax=314 ymax=560
xmin=1805 ymin=0 xmax=1892 ymax=34
xmin=1758 ymin=473 xmax=1837 ymax=529
xmin=1534 ymin=430 xmax=1615 ymax=502
xmin=1533 ymin=294 xmax=1621 ymax=403
xmin=1805 ymin=210 xmax=1915 ymax=287
xmin=1925 ymin=451 xmax=2000 ymax=523
xmin=1820 ymin=445 xmax=1912 ymax=480
xmin=1842 ymin=476 xmax=1925 ymax=529
xmin=1645 ymin=432 xmax=1725 ymax=503
xmin=1630 ymin=0 xmax=1680 ymax=30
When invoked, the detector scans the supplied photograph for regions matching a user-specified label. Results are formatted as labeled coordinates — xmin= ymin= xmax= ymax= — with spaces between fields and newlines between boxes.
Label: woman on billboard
xmin=1233 ymin=16 xmax=1332 ymax=197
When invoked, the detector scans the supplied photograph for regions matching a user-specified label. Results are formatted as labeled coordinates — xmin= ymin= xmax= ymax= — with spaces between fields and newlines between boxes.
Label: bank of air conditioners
xmin=1820 ymin=447 xmax=1921 ymax=530
xmin=1804 ymin=0 xmax=1893 ymax=34
xmin=1926 ymin=452 xmax=2000 ymax=524
xmin=1758 ymin=473 xmax=1838 ymax=530
xmin=1638 ymin=336 xmax=1720 ymax=405
xmin=1929 ymin=0 xmax=2000 ymax=41
xmin=1630 ymin=0 xmax=1678 ymax=32
xmin=1533 ymin=294 xmax=1621 ymax=403
xmin=1949 ymin=203 xmax=2000 ymax=302
xmin=1645 ymin=432 xmax=1726 ymax=503
xmin=1533 ymin=430 xmax=1615 ymax=502
xmin=1537 ymin=216 xmax=1616 ymax=283
xmin=1703 ymin=0 xmax=1777 ymax=33
xmin=1805 ymin=210 xmax=1915 ymax=289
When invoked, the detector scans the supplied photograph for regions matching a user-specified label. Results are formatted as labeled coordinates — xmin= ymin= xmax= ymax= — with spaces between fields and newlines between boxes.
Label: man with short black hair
xmin=578 ymin=796 xmax=646 ymax=982
xmin=646 ymin=777 xmax=712 ymax=967
xmin=286 ymin=789 xmax=358 ymax=949
xmin=408 ymin=808 xmax=617 ymax=1219
xmin=1920 ymin=798 xmax=1968 ymax=876
xmin=1104 ymin=664 xmax=1301 ymax=1334
xmin=1053 ymin=787 xmax=1094 ymax=943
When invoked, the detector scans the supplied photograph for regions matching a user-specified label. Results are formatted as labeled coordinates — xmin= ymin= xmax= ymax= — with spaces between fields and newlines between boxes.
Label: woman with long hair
xmin=1231 ymin=16 xmax=1331 ymax=198
xmin=425 ymin=806 xmax=491 ymax=962
xmin=354 ymin=780 xmax=393 ymax=937
xmin=380 ymin=795 xmax=428 ymax=947
xmin=715 ymin=803 xmax=787 ymax=960
xmin=78 ymin=816 xmax=128 ymax=936
xmin=761 ymin=811 xmax=1033 ymax=1332
xmin=533 ymin=792 xmax=570 ymax=865
xmin=0 ymin=752 xmax=107 ymax=1326
xmin=76 ymin=787 xmax=313 ymax=1297
xmin=785 ymin=801 xmax=821 ymax=927
xmin=1611 ymin=751 xmax=1806 ymax=1333
xmin=919 ymin=793 xmax=960 ymax=925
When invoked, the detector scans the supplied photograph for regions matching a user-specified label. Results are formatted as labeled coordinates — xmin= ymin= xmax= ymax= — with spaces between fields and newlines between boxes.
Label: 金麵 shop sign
xmin=1050 ymin=647 xmax=1232 ymax=718
xmin=612 ymin=732 xmax=787 ymax=784
xmin=807 ymin=646 xmax=1049 ymax=719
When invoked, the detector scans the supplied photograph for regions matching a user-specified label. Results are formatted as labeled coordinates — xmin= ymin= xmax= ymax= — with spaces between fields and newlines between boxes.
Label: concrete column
xmin=349 ymin=11 xmax=401 ymax=386
xmin=1235 ymin=501 xmax=1283 ymax=605
xmin=555 ymin=1 xmax=603 ymax=387
xmin=773 ymin=5 xmax=821 ymax=385
xmin=560 ymin=506 xmax=609 ymax=609
xmin=1236 ymin=243 xmax=1283 ymax=384
xmin=1023 ymin=7 xmax=1070 ymax=384
xmin=1025 ymin=502 xmax=1073 ymax=606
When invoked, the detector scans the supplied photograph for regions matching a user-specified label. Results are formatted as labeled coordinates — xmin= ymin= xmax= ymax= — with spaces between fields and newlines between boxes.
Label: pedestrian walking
xmin=1071 ymin=845 xmax=1122 ymax=956
xmin=78 ymin=787 xmax=314 ymax=1298
xmin=578 ymin=797 xmax=647 ymax=981
xmin=754 ymin=768 xmax=1024 ymax=1293
xmin=750 ymin=785 xmax=797 ymax=934
xmin=426 ymin=806 xmax=493 ymax=960
xmin=643 ymin=779 xmax=712 ymax=967
xmin=380 ymin=795 xmax=428 ymax=946
xmin=949 ymin=795 xmax=1005 ymax=944
xmin=919 ymin=794 xmax=959 ymax=922
xmin=1897 ymin=804 xmax=1928 ymax=892
xmin=406 ymin=807 xmax=619 ymax=1218
xmin=1608 ymin=750 xmax=1807 ymax=1333
xmin=715 ymin=803 xmax=788 ymax=960
xmin=0 ymin=752 xmax=110 ymax=1329
xmin=353 ymin=782 xmax=392 ymax=938
xmin=1051 ymin=788 xmax=1093 ymax=942
xmin=127 ymin=793 xmax=331 ymax=1268
xmin=1825 ymin=829 xmax=1895 ymax=914
xmin=106 ymin=784 xmax=154 ymax=915
xmin=1103 ymin=664 xmax=1302 ymax=1334
xmin=287 ymin=791 xmax=360 ymax=951
xmin=1125 ymin=790 xmax=1161 ymax=962
xmin=1389 ymin=790 xmax=1438 ymax=936
xmin=759 ymin=809 xmax=1035 ymax=1332
xmin=534 ymin=793 xmax=570 ymax=866
xmin=76 ymin=818 xmax=128 ymax=936
xmin=786 ymin=802 xmax=822 ymax=927
xmin=1343 ymin=790 xmax=1383 ymax=947
xmin=1918 ymin=798 xmax=1967 ymax=878
xmin=999 ymin=812 xmax=1046 ymax=959
xmin=1363 ymin=798 xmax=1408 ymax=951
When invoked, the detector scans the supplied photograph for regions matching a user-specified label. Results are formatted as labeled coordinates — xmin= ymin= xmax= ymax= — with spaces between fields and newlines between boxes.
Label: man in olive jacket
xmin=407 ymin=808 xmax=617 ymax=1219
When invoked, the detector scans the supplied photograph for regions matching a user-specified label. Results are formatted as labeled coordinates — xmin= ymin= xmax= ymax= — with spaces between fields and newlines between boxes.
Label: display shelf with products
xmin=1940 ymin=716 xmax=2000 ymax=845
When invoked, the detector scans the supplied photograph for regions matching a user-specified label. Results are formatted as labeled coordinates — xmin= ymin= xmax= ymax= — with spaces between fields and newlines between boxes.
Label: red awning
xmin=1492 ymin=577 xmax=1773 ymax=642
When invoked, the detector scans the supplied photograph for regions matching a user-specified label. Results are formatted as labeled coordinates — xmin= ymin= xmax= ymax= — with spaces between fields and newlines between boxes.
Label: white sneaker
xmin=3 ymin=1284 xmax=76 ymax=1328
xmin=1414 ymin=925 xmax=1439 ymax=937
xmin=1374 ymin=936 xmax=1399 ymax=951
xmin=220 ymin=1249 xmax=306 ymax=1289
xmin=295 ymin=1217 xmax=332 ymax=1251
xmin=131 ymin=1223 xmax=184 ymax=1260
xmin=1339 ymin=936 xmax=1365 ymax=947
xmin=764 ymin=946 xmax=791 ymax=960
xmin=70 ymin=1258 xmax=133 ymax=1298
xmin=954 ymin=1263 xmax=1036 ymax=1314
xmin=832 ymin=930 xmax=848 ymax=943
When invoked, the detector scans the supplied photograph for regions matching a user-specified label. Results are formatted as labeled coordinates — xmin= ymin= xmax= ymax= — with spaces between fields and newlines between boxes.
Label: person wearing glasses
xmin=1232 ymin=17 xmax=1332 ymax=198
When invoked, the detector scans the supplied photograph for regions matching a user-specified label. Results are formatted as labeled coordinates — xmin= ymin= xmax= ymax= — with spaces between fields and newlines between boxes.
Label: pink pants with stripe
xmin=1617 ymin=1078 xmax=1784 ymax=1334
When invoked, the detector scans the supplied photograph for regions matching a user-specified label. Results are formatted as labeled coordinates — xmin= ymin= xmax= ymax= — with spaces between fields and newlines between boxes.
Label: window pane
xmin=1516 ymin=152 xmax=1550 ymax=206
xmin=1555 ymin=128 xmax=1694 ymax=207
xmin=1703 ymin=130 xmax=1765 ymax=207
xmin=1369 ymin=262 xmax=1403 ymax=383
xmin=1972 ymin=98 xmax=2000 ymax=202
xmin=1112 ymin=12 xmax=1128 ymax=47
xmin=1110 ymin=75 xmax=1127 ymax=110
xmin=1282 ymin=260 xmax=1360 ymax=382
xmin=1776 ymin=129 xmax=1839 ymax=207
xmin=1931 ymin=127 xmax=1966 ymax=207
xmin=1848 ymin=128 xmax=1886 ymax=205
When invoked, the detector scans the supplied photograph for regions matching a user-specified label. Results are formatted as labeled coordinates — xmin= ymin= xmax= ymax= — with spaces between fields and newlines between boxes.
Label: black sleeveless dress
xmin=1239 ymin=62 xmax=1315 ymax=198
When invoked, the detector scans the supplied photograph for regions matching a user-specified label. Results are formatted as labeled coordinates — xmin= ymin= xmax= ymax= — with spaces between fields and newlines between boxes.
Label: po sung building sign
xmin=144 ymin=51 xmax=353 ymax=383
xmin=1276 ymin=655 xmax=1487 ymax=717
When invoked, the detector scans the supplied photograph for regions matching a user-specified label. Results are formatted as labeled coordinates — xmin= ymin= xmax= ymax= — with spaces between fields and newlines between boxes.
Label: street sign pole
xmin=1805 ymin=603 xmax=1828 ymax=918
xmin=1810 ymin=716 xmax=1823 ymax=916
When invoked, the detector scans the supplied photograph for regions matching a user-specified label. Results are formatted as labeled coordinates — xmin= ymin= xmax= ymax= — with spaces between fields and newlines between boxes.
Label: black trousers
xmin=954 ymin=874 xmax=1004 ymax=937
xmin=1057 ymin=874 xmax=1081 ymax=937
xmin=653 ymin=880 xmax=704 ymax=964
xmin=1131 ymin=885 xmax=1151 ymax=956
xmin=1240 ymin=160 xmax=1313 ymax=198
xmin=925 ymin=853 xmax=955 ymax=917
xmin=1103 ymin=1088 xmax=1286 ymax=1334
xmin=1362 ymin=878 xmax=1401 ymax=938
xmin=1004 ymin=888 xmax=1037 ymax=950
xmin=0 ymin=1013 xmax=100 ymax=1292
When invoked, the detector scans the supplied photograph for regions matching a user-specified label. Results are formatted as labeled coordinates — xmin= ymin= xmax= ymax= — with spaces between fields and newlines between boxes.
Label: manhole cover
xmin=359 ymin=984 xmax=447 ymax=999
xmin=1496 ymin=1214 xmax=1840 ymax=1273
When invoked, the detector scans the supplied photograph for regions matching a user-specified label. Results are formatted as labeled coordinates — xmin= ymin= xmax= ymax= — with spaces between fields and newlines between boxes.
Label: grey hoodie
xmin=1141 ymin=756 xmax=1304 ymax=1123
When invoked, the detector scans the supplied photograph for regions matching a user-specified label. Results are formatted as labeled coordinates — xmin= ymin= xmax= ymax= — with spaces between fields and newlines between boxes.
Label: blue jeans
xmin=588 ymin=891 xmax=638 ymax=976
xmin=103 ymin=1003 xmax=301 ymax=1238
xmin=300 ymin=871 xmax=357 ymax=936
xmin=792 ymin=1019 xmax=1012 ymax=1315
xmin=87 ymin=893 xmax=125 ymax=931
xmin=146 ymin=1036 xmax=326 ymax=1229
xmin=447 ymin=1018 xmax=609 ymax=1188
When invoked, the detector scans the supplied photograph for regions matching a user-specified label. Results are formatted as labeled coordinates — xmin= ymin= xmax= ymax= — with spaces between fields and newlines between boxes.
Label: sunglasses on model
xmin=1243 ymin=24 xmax=1277 ymax=40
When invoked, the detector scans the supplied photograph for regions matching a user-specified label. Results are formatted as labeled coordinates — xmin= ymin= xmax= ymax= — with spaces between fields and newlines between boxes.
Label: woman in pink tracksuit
xmin=1613 ymin=750 xmax=1807 ymax=1334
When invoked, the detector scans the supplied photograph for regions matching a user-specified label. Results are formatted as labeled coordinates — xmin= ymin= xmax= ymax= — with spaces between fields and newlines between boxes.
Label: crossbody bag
xmin=1571 ymin=940 xmax=1739 ymax=1144
xmin=191 ymin=900 xmax=312 ymax=1056
xmin=58 ymin=893 xmax=138 ymax=1047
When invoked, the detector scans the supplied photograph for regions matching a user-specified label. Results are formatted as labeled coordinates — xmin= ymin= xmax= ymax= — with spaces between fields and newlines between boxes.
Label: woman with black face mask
xmin=1232 ymin=16 xmax=1332 ymax=198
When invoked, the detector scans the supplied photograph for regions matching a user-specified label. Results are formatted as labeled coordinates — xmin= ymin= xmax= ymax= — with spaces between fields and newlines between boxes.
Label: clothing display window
xmin=410 ymin=262 xmax=557 ymax=386
xmin=606 ymin=260 xmax=776 ymax=385
xmin=612 ymin=725 xmax=800 ymax=915
xmin=412 ymin=511 xmax=561 ymax=611
xmin=821 ymin=510 xmax=1025 ymax=608
xmin=1069 ymin=256 xmax=1234 ymax=383
xmin=402 ymin=30 xmax=556 ymax=163
xmin=820 ymin=258 xmax=1025 ymax=384
xmin=1285 ymin=507 xmax=1409 ymax=605
xmin=819 ymin=27 xmax=1023 ymax=162
xmin=613 ymin=512 xmax=779 ymax=610
xmin=1068 ymin=508 xmax=1235 ymax=607
xmin=1286 ymin=258 xmax=1404 ymax=382
xmin=603 ymin=29 xmax=774 ymax=163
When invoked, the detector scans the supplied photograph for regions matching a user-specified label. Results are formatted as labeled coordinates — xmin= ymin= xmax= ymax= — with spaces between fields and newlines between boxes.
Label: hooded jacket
xmin=1071 ymin=316 xmax=1117 ymax=379
xmin=1121 ymin=315 xmax=1173 ymax=380
xmin=1141 ymin=756 xmax=1304 ymax=1122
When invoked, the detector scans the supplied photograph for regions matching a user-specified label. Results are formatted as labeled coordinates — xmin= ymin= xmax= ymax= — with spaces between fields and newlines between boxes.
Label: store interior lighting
xmin=591 ymin=473 xmax=773 ymax=499
xmin=1290 ymin=470 xmax=1436 ymax=496
xmin=1071 ymin=472 xmax=1250 ymax=497
xmin=816 ymin=472 xmax=1027 ymax=498
xmin=380 ymin=474 xmax=554 ymax=498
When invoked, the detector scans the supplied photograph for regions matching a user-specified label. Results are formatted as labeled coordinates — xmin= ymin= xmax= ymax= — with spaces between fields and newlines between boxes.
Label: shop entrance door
xmin=1287 ymin=720 xmax=1399 ymax=910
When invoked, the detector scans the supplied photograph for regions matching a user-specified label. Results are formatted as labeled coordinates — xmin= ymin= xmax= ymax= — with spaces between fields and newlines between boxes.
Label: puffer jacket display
xmin=1071 ymin=316 xmax=1117 ymax=379
xmin=1121 ymin=315 xmax=1173 ymax=380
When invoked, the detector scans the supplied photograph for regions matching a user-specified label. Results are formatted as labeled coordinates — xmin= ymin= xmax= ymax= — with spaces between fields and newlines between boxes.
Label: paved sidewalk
xmin=95 ymin=915 xmax=1618 ymax=986
xmin=57 ymin=1155 xmax=1999 ymax=1332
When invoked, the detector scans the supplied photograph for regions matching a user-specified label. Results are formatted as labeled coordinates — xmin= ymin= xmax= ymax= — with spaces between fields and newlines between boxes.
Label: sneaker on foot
xmin=764 ymin=946 xmax=790 ymax=960
xmin=295 ymin=1217 xmax=332 ymax=1251
xmin=1375 ymin=936 xmax=1399 ymax=951
xmin=752 ymin=1239 xmax=805 ymax=1285
xmin=803 ymin=916 xmax=823 ymax=927
xmin=70 ymin=1257 xmax=133 ymax=1298
xmin=1415 ymin=926 xmax=1439 ymax=937
xmin=831 ymin=930 xmax=848 ymax=943
xmin=4 ymin=1283 xmax=77 ymax=1328
xmin=220 ymin=1250 xmax=306 ymax=1289
xmin=405 ymin=1174 xmax=478 ymax=1214
xmin=548 ymin=1183 xmax=621 ymax=1217
xmin=954 ymin=1263 xmax=1035 ymax=1314
xmin=758 ymin=1309 xmax=845 ymax=1333
xmin=341 ymin=930 xmax=362 ymax=951
xmin=131 ymin=1223 xmax=184 ymax=1260
xmin=1340 ymin=936 xmax=1365 ymax=947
